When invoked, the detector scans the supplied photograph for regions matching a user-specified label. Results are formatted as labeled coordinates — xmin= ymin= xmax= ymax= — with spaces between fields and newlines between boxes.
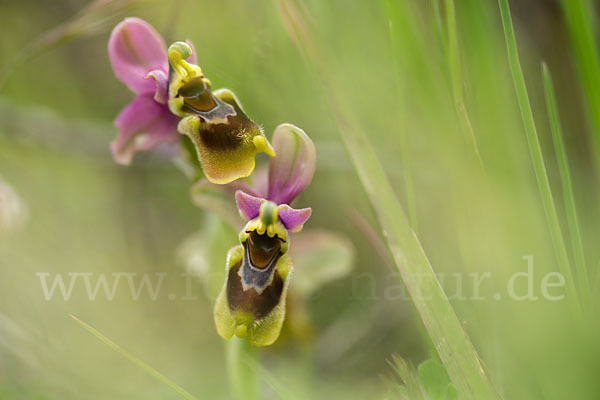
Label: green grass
xmin=560 ymin=0 xmax=600 ymax=178
xmin=278 ymin=1 xmax=501 ymax=398
xmin=70 ymin=315 xmax=199 ymax=400
xmin=385 ymin=0 xmax=419 ymax=231
xmin=497 ymin=0 xmax=581 ymax=312
xmin=541 ymin=63 xmax=591 ymax=305
xmin=443 ymin=0 xmax=482 ymax=165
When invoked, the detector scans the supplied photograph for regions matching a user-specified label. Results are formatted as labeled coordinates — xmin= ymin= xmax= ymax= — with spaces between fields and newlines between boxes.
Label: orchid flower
xmin=108 ymin=18 xmax=274 ymax=184
xmin=108 ymin=18 xmax=188 ymax=165
xmin=179 ymin=223 xmax=354 ymax=347
xmin=213 ymin=124 xmax=318 ymax=346
xmin=178 ymin=125 xmax=353 ymax=345
xmin=166 ymin=42 xmax=275 ymax=184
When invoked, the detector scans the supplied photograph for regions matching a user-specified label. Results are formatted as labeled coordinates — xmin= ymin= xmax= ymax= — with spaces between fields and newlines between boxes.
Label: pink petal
xmin=235 ymin=191 xmax=263 ymax=221
xmin=267 ymin=124 xmax=316 ymax=205
xmin=111 ymin=94 xmax=180 ymax=165
xmin=278 ymin=204 xmax=311 ymax=232
xmin=145 ymin=69 xmax=168 ymax=104
xmin=108 ymin=18 xmax=168 ymax=95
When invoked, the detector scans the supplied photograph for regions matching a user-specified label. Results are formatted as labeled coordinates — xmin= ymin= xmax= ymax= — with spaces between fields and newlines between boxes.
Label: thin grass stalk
xmin=541 ymin=63 xmax=590 ymax=304
xmin=429 ymin=0 xmax=447 ymax=59
xmin=444 ymin=0 xmax=483 ymax=165
xmin=497 ymin=0 xmax=581 ymax=311
xmin=444 ymin=0 xmax=463 ymax=108
xmin=428 ymin=0 xmax=483 ymax=165
xmin=559 ymin=0 xmax=600 ymax=179
xmin=385 ymin=9 xmax=419 ymax=231
xmin=70 ymin=314 xmax=199 ymax=400
xmin=277 ymin=1 xmax=501 ymax=399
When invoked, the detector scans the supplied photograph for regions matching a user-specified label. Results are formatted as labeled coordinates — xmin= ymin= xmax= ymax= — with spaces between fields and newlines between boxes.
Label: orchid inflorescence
xmin=108 ymin=18 xmax=317 ymax=346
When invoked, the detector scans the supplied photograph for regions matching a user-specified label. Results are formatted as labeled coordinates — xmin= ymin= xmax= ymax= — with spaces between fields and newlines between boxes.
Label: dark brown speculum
xmin=247 ymin=231 xmax=284 ymax=269
xmin=176 ymin=79 xmax=263 ymax=154
xmin=178 ymin=77 xmax=218 ymax=113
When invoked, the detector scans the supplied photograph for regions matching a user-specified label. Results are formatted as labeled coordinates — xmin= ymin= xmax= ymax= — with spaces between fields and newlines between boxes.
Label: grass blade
xmin=496 ymin=0 xmax=581 ymax=310
xmin=277 ymin=2 xmax=501 ymax=399
xmin=427 ymin=0 xmax=482 ymax=165
xmin=444 ymin=0 xmax=462 ymax=107
xmin=541 ymin=63 xmax=590 ymax=303
xmin=70 ymin=314 xmax=199 ymax=400
xmin=429 ymin=0 xmax=446 ymax=58
xmin=559 ymin=0 xmax=600 ymax=178
xmin=444 ymin=0 xmax=483 ymax=165
xmin=327 ymin=101 xmax=500 ymax=400
xmin=385 ymin=1 xmax=419 ymax=231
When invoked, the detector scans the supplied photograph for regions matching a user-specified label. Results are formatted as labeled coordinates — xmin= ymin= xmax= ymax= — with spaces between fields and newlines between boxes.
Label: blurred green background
xmin=1 ymin=0 xmax=599 ymax=399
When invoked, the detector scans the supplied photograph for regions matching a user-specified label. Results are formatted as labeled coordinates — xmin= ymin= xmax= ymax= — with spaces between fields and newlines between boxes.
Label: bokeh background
xmin=1 ymin=0 xmax=599 ymax=399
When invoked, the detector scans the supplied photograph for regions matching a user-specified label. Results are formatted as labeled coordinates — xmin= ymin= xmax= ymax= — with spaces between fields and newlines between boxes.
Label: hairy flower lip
xmin=214 ymin=244 xmax=293 ymax=346
xmin=174 ymin=88 xmax=274 ymax=184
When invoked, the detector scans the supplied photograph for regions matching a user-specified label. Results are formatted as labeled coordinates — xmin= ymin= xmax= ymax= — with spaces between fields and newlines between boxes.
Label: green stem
xmin=497 ymin=0 xmax=581 ymax=311
xmin=226 ymin=338 xmax=259 ymax=400
xmin=541 ymin=63 xmax=590 ymax=304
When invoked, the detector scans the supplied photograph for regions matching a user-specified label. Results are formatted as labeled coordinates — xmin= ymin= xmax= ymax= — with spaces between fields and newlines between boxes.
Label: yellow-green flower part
xmin=167 ymin=42 xmax=274 ymax=184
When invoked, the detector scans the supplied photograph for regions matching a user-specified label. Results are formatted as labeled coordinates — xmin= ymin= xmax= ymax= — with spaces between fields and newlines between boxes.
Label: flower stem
xmin=226 ymin=338 xmax=259 ymax=400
